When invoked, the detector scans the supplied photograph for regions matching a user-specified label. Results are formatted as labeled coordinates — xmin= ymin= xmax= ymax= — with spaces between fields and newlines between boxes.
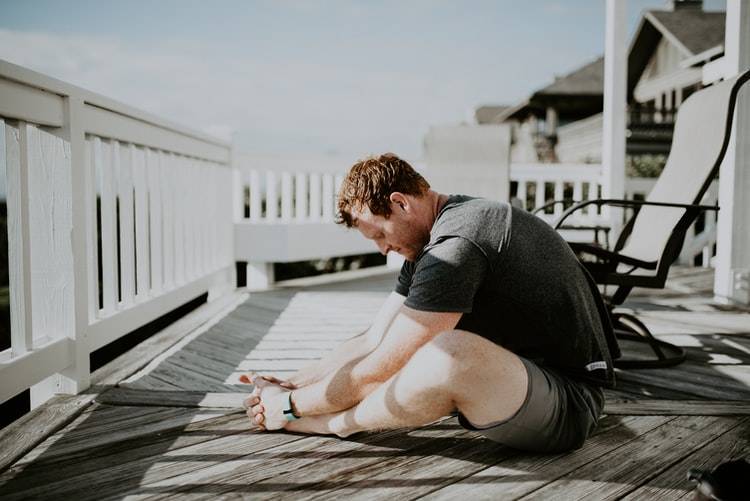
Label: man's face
xmin=350 ymin=200 xmax=429 ymax=262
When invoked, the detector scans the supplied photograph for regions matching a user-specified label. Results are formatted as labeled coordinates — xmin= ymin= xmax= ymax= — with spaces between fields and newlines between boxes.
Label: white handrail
xmin=0 ymin=59 xmax=235 ymax=407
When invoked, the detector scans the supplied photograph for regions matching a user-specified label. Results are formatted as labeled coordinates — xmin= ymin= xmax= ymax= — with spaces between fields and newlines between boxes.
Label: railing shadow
xmin=1 ymin=271 xmax=748 ymax=499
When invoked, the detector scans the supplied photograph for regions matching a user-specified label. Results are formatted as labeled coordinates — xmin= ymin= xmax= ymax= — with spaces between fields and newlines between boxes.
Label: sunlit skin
xmin=350 ymin=190 xmax=450 ymax=262
xmin=240 ymin=186 xmax=529 ymax=439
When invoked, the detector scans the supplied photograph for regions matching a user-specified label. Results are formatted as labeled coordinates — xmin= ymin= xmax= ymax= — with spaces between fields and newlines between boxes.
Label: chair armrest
xmin=554 ymin=198 xmax=719 ymax=230
xmin=532 ymin=199 xmax=569 ymax=215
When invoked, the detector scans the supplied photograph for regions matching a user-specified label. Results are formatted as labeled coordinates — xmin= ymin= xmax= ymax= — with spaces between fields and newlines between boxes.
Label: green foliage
xmin=626 ymin=154 xmax=667 ymax=178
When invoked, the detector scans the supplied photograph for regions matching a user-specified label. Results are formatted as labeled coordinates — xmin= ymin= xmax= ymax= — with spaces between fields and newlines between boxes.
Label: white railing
xmin=233 ymin=167 xmax=375 ymax=288
xmin=510 ymin=163 xmax=607 ymax=226
xmin=241 ymin=169 xmax=344 ymax=223
xmin=0 ymin=59 xmax=235 ymax=406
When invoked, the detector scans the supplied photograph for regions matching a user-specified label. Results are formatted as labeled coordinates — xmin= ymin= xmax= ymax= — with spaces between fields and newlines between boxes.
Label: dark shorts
xmin=458 ymin=357 xmax=604 ymax=453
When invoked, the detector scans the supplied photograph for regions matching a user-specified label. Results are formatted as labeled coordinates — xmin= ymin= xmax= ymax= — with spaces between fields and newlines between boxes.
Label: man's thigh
xmin=458 ymin=356 xmax=604 ymax=453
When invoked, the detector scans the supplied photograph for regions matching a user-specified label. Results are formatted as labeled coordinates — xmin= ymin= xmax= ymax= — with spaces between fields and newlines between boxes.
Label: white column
xmin=602 ymin=0 xmax=627 ymax=230
xmin=246 ymin=262 xmax=275 ymax=291
xmin=714 ymin=0 xmax=750 ymax=305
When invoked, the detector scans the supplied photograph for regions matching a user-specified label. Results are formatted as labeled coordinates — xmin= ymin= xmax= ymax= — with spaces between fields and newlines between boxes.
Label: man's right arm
xmin=287 ymin=291 xmax=406 ymax=388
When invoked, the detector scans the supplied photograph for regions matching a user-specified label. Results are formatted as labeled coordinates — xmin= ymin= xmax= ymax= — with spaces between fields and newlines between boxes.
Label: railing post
xmin=246 ymin=262 xmax=275 ymax=291
xmin=602 ymin=0 xmax=627 ymax=232
xmin=5 ymin=121 xmax=34 ymax=358
xmin=32 ymin=96 xmax=92 ymax=406
xmin=715 ymin=0 xmax=750 ymax=305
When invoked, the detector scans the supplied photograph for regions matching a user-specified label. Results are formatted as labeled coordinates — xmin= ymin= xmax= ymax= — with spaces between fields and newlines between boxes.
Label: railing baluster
xmin=553 ymin=181 xmax=564 ymax=217
xmin=516 ymin=180 xmax=527 ymax=211
xmin=160 ymin=151 xmax=175 ymax=290
xmin=295 ymin=172 xmax=308 ymax=221
xmin=266 ymin=170 xmax=278 ymax=221
xmin=309 ymin=173 xmax=321 ymax=221
xmin=534 ymin=179 xmax=545 ymax=213
xmin=200 ymin=161 xmax=212 ymax=273
xmin=281 ymin=172 xmax=293 ymax=221
xmin=173 ymin=154 xmax=185 ymax=285
xmin=133 ymin=145 xmax=150 ymax=299
xmin=5 ymin=121 xmax=34 ymax=355
xmin=147 ymin=148 xmax=163 ymax=294
xmin=98 ymin=138 xmax=118 ymax=315
xmin=189 ymin=159 xmax=200 ymax=278
xmin=573 ymin=181 xmax=583 ymax=203
xmin=322 ymin=173 xmax=334 ymax=221
xmin=118 ymin=143 xmax=135 ymax=307
xmin=249 ymin=169 xmax=261 ymax=222
xmin=85 ymin=137 xmax=99 ymax=321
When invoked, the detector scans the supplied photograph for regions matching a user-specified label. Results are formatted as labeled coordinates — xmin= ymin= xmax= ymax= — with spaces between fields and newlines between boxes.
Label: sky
xmin=0 ymin=0 xmax=727 ymax=161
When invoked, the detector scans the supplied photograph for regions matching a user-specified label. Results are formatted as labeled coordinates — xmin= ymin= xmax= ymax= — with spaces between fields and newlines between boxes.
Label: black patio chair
xmin=538 ymin=68 xmax=750 ymax=369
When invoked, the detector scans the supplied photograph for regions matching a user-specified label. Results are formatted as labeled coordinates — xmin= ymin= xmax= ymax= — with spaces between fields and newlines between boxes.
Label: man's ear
xmin=389 ymin=192 xmax=408 ymax=211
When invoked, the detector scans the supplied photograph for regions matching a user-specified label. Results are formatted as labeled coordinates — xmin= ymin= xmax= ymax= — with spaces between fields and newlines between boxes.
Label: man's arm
xmin=285 ymin=292 xmax=407 ymax=388
xmin=289 ymin=306 xmax=461 ymax=417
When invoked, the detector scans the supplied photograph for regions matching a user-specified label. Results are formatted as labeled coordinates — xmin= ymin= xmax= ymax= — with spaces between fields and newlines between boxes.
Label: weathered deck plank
xmin=2 ymin=267 xmax=750 ymax=500
xmin=0 ymin=394 xmax=96 ymax=472
xmin=421 ymin=415 xmax=673 ymax=500
xmin=516 ymin=416 xmax=741 ymax=500
xmin=619 ymin=417 xmax=750 ymax=500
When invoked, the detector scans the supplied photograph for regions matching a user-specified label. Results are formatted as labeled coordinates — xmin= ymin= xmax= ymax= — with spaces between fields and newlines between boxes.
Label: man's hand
xmin=240 ymin=373 xmax=296 ymax=431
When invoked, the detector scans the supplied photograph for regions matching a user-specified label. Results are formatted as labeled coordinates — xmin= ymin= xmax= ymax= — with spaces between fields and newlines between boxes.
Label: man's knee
xmin=416 ymin=329 xmax=520 ymax=376
xmin=412 ymin=329 xmax=491 ymax=373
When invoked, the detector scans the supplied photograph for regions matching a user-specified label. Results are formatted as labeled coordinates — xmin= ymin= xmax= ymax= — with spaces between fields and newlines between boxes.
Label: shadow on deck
xmin=0 ymin=266 xmax=749 ymax=500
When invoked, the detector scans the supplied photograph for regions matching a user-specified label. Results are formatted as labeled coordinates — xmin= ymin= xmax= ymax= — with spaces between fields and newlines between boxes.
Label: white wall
xmin=556 ymin=113 xmax=604 ymax=163
xmin=423 ymin=124 xmax=511 ymax=202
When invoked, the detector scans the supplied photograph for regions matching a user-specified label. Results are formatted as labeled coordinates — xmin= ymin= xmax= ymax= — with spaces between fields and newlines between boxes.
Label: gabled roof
xmin=647 ymin=9 xmax=725 ymax=56
xmin=536 ymin=57 xmax=604 ymax=96
xmin=628 ymin=8 xmax=725 ymax=97
xmin=493 ymin=57 xmax=604 ymax=122
xmin=474 ymin=105 xmax=511 ymax=124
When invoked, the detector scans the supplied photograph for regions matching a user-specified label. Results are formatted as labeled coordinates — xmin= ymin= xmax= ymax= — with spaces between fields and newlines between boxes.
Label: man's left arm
xmin=258 ymin=306 xmax=461 ymax=428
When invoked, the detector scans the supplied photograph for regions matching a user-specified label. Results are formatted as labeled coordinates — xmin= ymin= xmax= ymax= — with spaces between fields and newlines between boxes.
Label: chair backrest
xmin=617 ymin=69 xmax=750 ymax=265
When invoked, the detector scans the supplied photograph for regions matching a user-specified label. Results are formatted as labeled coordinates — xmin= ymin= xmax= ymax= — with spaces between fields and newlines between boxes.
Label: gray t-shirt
xmin=395 ymin=195 xmax=618 ymax=387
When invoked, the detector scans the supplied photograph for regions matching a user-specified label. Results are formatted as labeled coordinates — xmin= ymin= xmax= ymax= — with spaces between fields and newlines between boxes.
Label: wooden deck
xmin=1 ymin=266 xmax=749 ymax=500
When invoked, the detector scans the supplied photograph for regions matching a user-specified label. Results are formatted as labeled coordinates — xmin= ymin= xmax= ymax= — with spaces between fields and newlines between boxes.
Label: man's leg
xmin=285 ymin=329 xmax=528 ymax=437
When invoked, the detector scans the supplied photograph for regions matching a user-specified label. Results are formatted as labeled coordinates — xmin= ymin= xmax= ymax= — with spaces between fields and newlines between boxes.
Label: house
xmin=478 ymin=0 xmax=726 ymax=170
xmin=477 ymin=58 xmax=603 ymax=164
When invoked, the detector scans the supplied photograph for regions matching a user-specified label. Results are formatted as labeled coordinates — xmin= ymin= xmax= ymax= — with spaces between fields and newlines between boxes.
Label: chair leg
xmin=611 ymin=311 xmax=687 ymax=369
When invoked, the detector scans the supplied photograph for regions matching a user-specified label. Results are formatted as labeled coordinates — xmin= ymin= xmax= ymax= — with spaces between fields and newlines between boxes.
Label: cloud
xmin=0 ymin=28 xmax=491 ymax=159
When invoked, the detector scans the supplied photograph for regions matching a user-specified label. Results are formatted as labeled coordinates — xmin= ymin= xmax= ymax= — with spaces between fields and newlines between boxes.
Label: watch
xmin=283 ymin=391 xmax=300 ymax=421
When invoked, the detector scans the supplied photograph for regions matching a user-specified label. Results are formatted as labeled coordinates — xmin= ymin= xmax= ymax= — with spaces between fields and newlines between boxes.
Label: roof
xmin=474 ymin=105 xmax=511 ymax=124
xmin=536 ymin=57 xmax=604 ymax=96
xmin=628 ymin=8 xmax=725 ymax=97
xmin=647 ymin=9 xmax=725 ymax=56
xmin=493 ymin=57 xmax=604 ymax=121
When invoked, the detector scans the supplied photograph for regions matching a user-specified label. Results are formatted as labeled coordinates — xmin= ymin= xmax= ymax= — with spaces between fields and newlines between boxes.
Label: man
xmin=242 ymin=153 xmax=617 ymax=453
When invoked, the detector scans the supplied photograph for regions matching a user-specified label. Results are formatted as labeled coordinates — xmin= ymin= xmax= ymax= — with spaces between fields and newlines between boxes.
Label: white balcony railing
xmin=233 ymin=167 xmax=376 ymax=288
xmin=0 ymin=60 xmax=235 ymax=406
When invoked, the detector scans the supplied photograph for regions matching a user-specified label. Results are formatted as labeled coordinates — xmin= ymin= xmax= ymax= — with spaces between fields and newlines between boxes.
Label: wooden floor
xmin=1 ymin=266 xmax=749 ymax=500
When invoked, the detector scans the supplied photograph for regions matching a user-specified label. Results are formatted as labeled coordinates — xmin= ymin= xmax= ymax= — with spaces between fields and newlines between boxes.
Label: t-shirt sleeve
xmin=404 ymin=236 xmax=489 ymax=313
xmin=394 ymin=260 xmax=414 ymax=297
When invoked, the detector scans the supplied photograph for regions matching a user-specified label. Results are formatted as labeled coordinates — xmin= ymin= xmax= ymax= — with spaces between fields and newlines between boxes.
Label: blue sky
xmin=0 ymin=0 xmax=726 ymax=160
